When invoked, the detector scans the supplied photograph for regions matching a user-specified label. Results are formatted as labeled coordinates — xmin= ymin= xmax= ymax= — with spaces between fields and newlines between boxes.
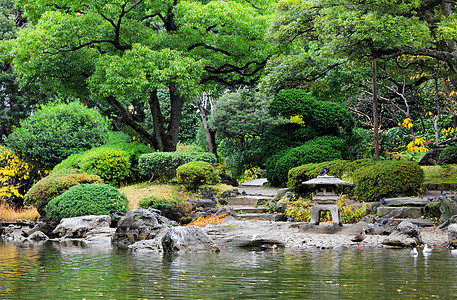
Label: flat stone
xmin=236 ymin=213 xmax=286 ymax=221
xmin=241 ymin=179 xmax=269 ymax=187
xmin=226 ymin=196 xmax=274 ymax=206
xmin=377 ymin=206 xmax=422 ymax=219
xmin=383 ymin=197 xmax=429 ymax=207
xmin=232 ymin=206 xmax=269 ymax=213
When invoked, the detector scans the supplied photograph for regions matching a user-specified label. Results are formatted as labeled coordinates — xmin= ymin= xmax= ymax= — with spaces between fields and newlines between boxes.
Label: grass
xmin=422 ymin=164 xmax=457 ymax=185
xmin=0 ymin=203 xmax=40 ymax=222
xmin=120 ymin=182 xmax=195 ymax=210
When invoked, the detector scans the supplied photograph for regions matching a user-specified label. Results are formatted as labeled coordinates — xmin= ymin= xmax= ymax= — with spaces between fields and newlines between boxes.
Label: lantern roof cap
xmin=302 ymin=174 xmax=351 ymax=186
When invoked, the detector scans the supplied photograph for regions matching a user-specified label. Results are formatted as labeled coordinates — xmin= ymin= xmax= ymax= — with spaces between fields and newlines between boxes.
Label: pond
xmin=1 ymin=240 xmax=456 ymax=299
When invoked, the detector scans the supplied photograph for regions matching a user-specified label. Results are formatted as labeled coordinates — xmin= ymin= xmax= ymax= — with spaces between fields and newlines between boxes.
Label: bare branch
xmin=188 ymin=43 xmax=232 ymax=56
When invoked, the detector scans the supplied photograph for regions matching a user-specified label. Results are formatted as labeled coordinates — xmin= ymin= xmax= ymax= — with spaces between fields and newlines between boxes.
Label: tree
xmin=3 ymin=0 xmax=275 ymax=152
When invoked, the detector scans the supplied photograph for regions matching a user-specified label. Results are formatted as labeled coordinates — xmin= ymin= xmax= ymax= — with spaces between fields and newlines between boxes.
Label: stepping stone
xmin=236 ymin=213 xmax=286 ymax=221
xmin=226 ymin=196 xmax=274 ymax=206
xmin=383 ymin=197 xmax=429 ymax=207
xmin=232 ymin=206 xmax=269 ymax=213
xmin=377 ymin=206 xmax=423 ymax=219
xmin=241 ymin=179 xmax=269 ymax=187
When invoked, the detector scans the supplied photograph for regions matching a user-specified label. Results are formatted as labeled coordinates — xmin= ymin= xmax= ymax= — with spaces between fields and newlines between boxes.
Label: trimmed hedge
xmin=138 ymin=151 xmax=217 ymax=182
xmin=176 ymin=161 xmax=220 ymax=190
xmin=24 ymin=170 xmax=102 ymax=217
xmin=53 ymin=142 xmax=153 ymax=186
xmin=269 ymin=89 xmax=315 ymax=118
xmin=439 ymin=145 xmax=457 ymax=164
xmin=266 ymin=137 xmax=344 ymax=186
xmin=353 ymin=160 xmax=424 ymax=202
xmin=46 ymin=183 xmax=128 ymax=221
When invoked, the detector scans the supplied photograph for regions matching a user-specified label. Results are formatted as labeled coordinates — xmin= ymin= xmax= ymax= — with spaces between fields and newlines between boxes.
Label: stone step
xmin=226 ymin=196 xmax=274 ymax=206
xmin=383 ymin=197 xmax=429 ymax=207
xmin=241 ymin=178 xmax=269 ymax=187
xmin=231 ymin=206 xmax=269 ymax=213
xmin=236 ymin=213 xmax=286 ymax=221
xmin=377 ymin=206 xmax=423 ymax=219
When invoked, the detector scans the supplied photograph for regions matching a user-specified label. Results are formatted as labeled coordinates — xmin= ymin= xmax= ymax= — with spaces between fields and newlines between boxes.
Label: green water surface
xmin=1 ymin=240 xmax=456 ymax=299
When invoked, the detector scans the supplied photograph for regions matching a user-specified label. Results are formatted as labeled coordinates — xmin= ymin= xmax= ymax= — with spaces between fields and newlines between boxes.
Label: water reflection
xmin=1 ymin=240 xmax=457 ymax=299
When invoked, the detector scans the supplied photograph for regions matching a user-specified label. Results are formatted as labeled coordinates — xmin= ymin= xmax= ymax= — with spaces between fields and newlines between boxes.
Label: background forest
xmin=2 ymin=0 xmax=457 ymax=217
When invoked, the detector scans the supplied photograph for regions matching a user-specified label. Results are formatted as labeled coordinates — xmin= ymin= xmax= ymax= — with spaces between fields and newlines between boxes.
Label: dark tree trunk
xmin=372 ymin=58 xmax=380 ymax=159
xmin=196 ymin=98 xmax=218 ymax=158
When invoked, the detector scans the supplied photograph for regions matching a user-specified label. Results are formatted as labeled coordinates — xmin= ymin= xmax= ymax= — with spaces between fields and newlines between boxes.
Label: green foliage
xmin=53 ymin=141 xmax=153 ymax=185
xmin=138 ymin=195 xmax=192 ymax=221
xmin=24 ymin=170 xmax=102 ymax=217
xmin=269 ymin=89 xmax=315 ymax=118
xmin=260 ymin=123 xmax=316 ymax=160
xmin=176 ymin=161 xmax=220 ymax=190
xmin=438 ymin=145 xmax=457 ymax=165
xmin=138 ymin=151 xmax=217 ymax=182
xmin=6 ymin=101 xmax=110 ymax=170
xmin=46 ymin=183 xmax=128 ymax=221
xmin=287 ymin=159 xmax=350 ymax=193
xmin=218 ymin=138 xmax=264 ymax=178
xmin=308 ymin=101 xmax=354 ymax=136
xmin=266 ymin=137 xmax=344 ymax=186
xmin=353 ymin=160 xmax=424 ymax=202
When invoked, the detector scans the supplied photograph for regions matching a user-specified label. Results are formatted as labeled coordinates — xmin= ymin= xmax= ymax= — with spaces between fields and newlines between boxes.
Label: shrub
xmin=46 ymin=183 xmax=128 ymax=220
xmin=266 ymin=139 xmax=343 ymax=186
xmin=138 ymin=195 xmax=192 ymax=221
xmin=0 ymin=146 xmax=41 ymax=208
xmin=138 ymin=151 xmax=217 ymax=182
xmin=176 ymin=161 xmax=220 ymax=190
xmin=7 ymin=101 xmax=110 ymax=170
xmin=353 ymin=160 xmax=424 ymax=202
xmin=53 ymin=142 xmax=153 ymax=185
xmin=269 ymin=89 xmax=316 ymax=118
xmin=307 ymin=101 xmax=354 ymax=136
xmin=260 ymin=123 xmax=316 ymax=160
xmin=439 ymin=145 xmax=457 ymax=164
xmin=24 ymin=170 xmax=102 ymax=217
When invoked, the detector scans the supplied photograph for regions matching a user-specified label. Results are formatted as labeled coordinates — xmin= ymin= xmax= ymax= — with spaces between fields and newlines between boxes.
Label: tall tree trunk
xmin=164 ymin=82 xmax=185 ymax=152
xmin=106 ymin=95 xmax=157 ymax=149
xmin=434 ymin=78 xmax=441 ymax=146
xmin=195 ymin=92 xmax=218 ymax=158
xmin=148 ymin=89 xmax=166 ymax=151
xmin=372 ymin=58 xmax=380 ymax=159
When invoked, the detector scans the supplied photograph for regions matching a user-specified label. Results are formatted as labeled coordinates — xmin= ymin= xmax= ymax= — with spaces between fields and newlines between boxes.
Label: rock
xmin=111 ymin=208 xmax=175 ymax=246
xmin=84 ymin=227 xmax=116 ymax=243
xmin=111 ymin=211 xmax=126 ymax=228
xmin=440 ymin=196 xmax=457 ymax=223
xmin=188 ymin=199 xmax=216 ymax=208
xmin=418 ymin=147 xmax=443 ymax=165
xmin=27 ymin=231 xmax=49 ymax=241
xmin=200 ymin=187 xmax=216 ymax=200
xmin=219 ymin=173 xmax=239 ymax=187
xmin=382 ymin=221 xmax=422 ymax=247
xmin=383 ymin=197 xmax=429 ymax=207
xmin=162 ymin=225 xmax=220 ymax=253
xmin=26 ymin=221 xmax=59 ymax=238
xmin=274 ymin=188 xmax=290 ymax=201
xmin=377 ymin=207 xmax=422 ymax=219
xmin=448 ymin=224 xmax=457 ymax=248
xmin=52 ymin=215 xmax=111 ymax=238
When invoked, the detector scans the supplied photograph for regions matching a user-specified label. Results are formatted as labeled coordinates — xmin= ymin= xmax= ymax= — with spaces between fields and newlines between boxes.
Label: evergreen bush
xmin=353 ymin=160 xmax=424 ymax=202
xmin=438 ymin=145 xmax=457 ymax=164
xmin=176 ymin=161 xmax=220 ymax=190
xmin=138 ymin=151 xmax=217 ymax=182
xmin=46 ymin=183 xmax=128 ymax=220
xmin=139 ymin=195 xmax=192 ymax=221
xmin=24 ymin=170 xmax=102 ymax=217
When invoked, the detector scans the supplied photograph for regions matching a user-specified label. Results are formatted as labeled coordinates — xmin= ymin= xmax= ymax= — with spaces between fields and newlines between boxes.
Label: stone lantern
xmin=302 ymin=173 xmax=352 ymax=226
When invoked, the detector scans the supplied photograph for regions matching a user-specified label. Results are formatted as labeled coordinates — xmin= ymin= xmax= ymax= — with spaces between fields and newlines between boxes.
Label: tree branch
xmin=188 ymin=43 xmax=232 ymax=56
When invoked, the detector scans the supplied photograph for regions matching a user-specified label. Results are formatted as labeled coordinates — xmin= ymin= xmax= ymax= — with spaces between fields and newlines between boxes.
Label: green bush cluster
xmin=353 ymin=160 xmax=424 ymax=202
xmin=138 ymin=195 xmax=192 ymax=221
xmin=269 ymin=89 xmax=315 ymax=118
xmin=6 ymin=101 xmax=110 ymax=170
xmin=286 ymin=159 xmax=424 ymax=202
xmin=46 ymin=183 xmax=128 ymax=221
xmin=266 ymin=136 xmax=344 ymax=186
xmin=176 ymin=161 xmax=220 ymax=190
xmin=438 ymin=145 xmax=457 ymax=164
xmin=53 ymin=139 xmax=153 ymax=186
xmin=138 ymin=151 xmax=217 ymax=182
xmin=24 ymin=170 xmax=102 ymax=217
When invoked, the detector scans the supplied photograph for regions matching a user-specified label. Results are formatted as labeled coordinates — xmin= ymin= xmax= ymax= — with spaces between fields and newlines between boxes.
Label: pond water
xmin=1 ymin=240 xmax=457 ymax=299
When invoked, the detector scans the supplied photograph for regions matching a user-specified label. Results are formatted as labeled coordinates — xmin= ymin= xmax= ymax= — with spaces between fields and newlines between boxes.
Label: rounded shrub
xmin=7 ymin=101 xmax=110 ymax=170
xmin=439 ymin=145 xmax=457 ymax=164
xmin=269 ymin=89 xmax=316 ymax=118
xmin=46 ymin=183 xmax=129 ymax=221
xmin=176 ymin=161 xmax=220 ymax=190
xmin=24 ymin=169 xmax=102 ymax=217
xmin=353 ymin=160 xmax=424 ymax=202
xmin=260 ymin=123 xmax=316 ymax=160
xmin=266 ymin=139 xmax=343 ymax=186
xmin=78 ymin=148 xmax=131 ymax=187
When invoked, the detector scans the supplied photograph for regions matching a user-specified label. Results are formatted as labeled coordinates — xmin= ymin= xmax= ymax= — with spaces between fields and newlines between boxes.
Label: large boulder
xmin=382 ymin=221 xmax=422 ymax=247
xmin=449 ymin=224 xmax=457 ymax=248
xmin=129 ymin=225 xmax=219 ymax=253
xmin=111 ymin=208 xmax=175 ymax=246
xmin=162 ymin=226 xmax=220 ymax=253
xmin=52 ymin=215 xmax=111 ymax=238
xmin=440 ymin=196 xmax=457 ymax=224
